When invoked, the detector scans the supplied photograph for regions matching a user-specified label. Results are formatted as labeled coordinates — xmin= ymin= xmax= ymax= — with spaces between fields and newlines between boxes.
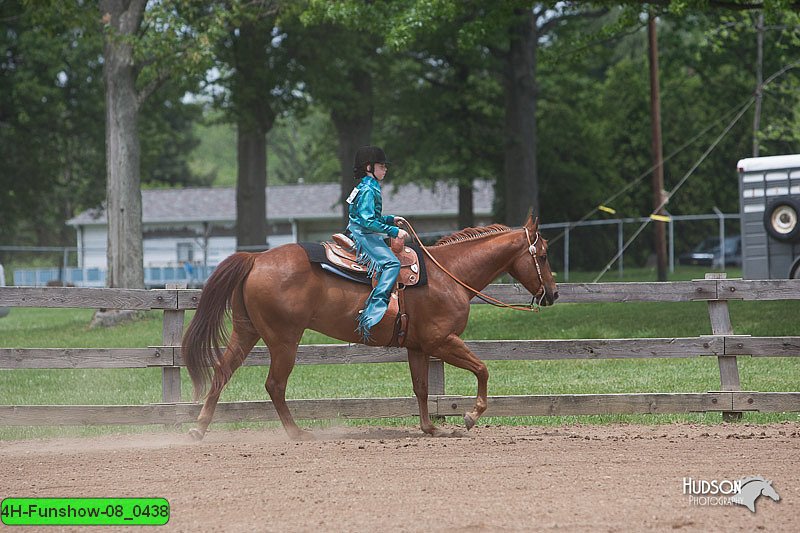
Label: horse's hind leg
xmin=429 ymin=334 xmax=489 ymax=431
xmin=264 ymin=341 xmax=313 ymax=441
xmin=189 ymin=328 xmax=259 ymax=441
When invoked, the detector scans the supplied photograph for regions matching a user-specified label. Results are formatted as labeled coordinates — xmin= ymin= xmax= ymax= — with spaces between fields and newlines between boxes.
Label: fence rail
xmin=1 ymin=276 xmax=799 ymax=427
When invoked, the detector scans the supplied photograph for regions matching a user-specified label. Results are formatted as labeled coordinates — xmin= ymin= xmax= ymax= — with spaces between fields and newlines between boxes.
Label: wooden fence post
xmin=429 ymin=358 xmax=445 ymax=421
xmin=705 ymin=273 xmax=742 ymax=421
xmin=161 ymin=283 xmax=185 ymax=404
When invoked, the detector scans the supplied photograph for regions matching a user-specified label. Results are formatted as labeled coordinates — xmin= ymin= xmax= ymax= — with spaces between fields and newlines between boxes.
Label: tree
xmin=266 ymin=106 xmax=340 ymax=184
xmin=100 ymin=1 xmax=147 ymax=289
xmin=288 ymin=7 xmax=381 ymax=226
xmin=0 ymin=2 xmax=105 ymax=245
xmin=97 ymin=1 xmax=227 ymax=288
xmin=140 ymin=82 xmax=207 ymax=188
xmin=308 ymin=1 xmax=612 ymax=226
xmin=381 ymin=14 xmax=504 ymax=229
xmin=2 ymin=1 xmax=211 ymax=255
xmin=501 ymin=6 xmax=538 ymax=225
xmin=208 ymin=4 xmax=305 ymax=250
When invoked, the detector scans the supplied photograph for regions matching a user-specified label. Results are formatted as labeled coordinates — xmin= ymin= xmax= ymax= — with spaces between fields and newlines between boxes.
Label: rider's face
xmin=372 ymin=162 xmax=388 ymax=181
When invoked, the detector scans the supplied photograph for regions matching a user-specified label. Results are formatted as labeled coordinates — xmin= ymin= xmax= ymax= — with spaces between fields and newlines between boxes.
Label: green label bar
xmin=1 ymin=498 xmax=169 ymax=526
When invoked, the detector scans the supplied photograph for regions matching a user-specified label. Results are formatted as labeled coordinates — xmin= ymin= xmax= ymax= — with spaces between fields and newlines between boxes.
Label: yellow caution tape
xmin=650 ymin=214 xmax=671 ymax=222
xmin=598 ymin=205 xmax=616 ymax=214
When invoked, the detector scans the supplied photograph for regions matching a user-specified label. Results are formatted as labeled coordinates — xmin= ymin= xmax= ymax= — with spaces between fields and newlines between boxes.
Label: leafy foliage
xmin=379 ymin=13 xmax=505 ymax=188
xmin=1 ymin=1 xmax=221 ymax=245
xmin=6 ymin=0 xmax=800 ymax=277
xmin=0 ymin=1 xmax=104 ymax=244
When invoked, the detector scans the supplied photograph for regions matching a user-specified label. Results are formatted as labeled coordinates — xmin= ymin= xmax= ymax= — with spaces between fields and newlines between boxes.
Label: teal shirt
xmin=347 ymin=176 xmax=399 ymax=238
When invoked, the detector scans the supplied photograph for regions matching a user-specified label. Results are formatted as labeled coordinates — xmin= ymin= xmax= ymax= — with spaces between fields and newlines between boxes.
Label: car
xmin=678 ymin=235 xmax=742 ymax=268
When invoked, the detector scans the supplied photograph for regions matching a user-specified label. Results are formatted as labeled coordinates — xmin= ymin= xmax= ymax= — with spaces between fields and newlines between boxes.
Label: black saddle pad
xmin=298 ymin=241 xmax=428 ymax=287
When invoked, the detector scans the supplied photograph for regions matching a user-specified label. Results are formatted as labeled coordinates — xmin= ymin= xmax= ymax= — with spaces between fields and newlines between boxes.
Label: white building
xmin=59 ymin=181 xmax=494 ymax=287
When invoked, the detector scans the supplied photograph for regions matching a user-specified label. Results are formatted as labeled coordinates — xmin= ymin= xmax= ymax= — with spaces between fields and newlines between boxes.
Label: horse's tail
xmin=182 ymin=252 xmax=257 ymax=401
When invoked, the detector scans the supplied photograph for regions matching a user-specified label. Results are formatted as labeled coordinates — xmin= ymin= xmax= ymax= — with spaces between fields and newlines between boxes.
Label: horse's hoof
xmin=428 ymin=427 xmax=447 ymax=437
xmin=290 ymin=429 xmax=315 ymax=441
xmin=464 ymin=415 xmax=475 ymax=431
xmin=188 ymin=428 xmax=205 ymax=441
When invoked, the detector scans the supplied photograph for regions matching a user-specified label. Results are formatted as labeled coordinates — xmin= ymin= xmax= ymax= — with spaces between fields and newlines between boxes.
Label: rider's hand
xmin=394 ymin=216 xmax=408 ymax=227
xmin=396 ymin=228 xmax=410 ymax=241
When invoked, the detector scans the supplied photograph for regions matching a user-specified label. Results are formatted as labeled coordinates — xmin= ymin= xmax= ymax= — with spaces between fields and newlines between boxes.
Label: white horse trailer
xmin=738 ymin=154 xmax=800 ymax=279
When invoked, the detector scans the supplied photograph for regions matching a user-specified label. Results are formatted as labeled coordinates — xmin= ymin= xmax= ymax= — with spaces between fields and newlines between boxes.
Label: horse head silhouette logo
xmin=730 ymin=476 xmax=780 ymax=512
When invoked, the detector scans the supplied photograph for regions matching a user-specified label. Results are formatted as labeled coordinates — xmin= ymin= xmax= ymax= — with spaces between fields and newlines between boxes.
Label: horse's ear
xmin=524 ymin=208 xmax=538 ymax=231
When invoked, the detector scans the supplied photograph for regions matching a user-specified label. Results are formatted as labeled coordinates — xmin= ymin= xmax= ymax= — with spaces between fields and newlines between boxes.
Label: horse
xmin=182 ymin=213 xmax=558 ymax=440
xmin=731 ymin=476 xmax=780 ymax=512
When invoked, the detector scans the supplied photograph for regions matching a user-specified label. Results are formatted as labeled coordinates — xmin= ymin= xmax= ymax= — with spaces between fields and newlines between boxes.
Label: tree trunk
xmin=458 ymin=182 xmax=474 ymax=229
xmin=236 ymin=124 xmax=267 ymax=250
xmin=101 ymin=0 xmax=146 ymax=289
xmin=455 ymin=64 xmax=474 ymax=230
xmin=331 ymin=72 xmax=373 ymax=228
xmin=502 ymin=8 xmax=539 ymax=226
xmin=233 ymin=22 xmax=274 ymax=251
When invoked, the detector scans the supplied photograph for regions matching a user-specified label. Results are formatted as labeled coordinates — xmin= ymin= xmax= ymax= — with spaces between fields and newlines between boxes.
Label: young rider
xmin=346 ymin=146 xmax=409 ymax=341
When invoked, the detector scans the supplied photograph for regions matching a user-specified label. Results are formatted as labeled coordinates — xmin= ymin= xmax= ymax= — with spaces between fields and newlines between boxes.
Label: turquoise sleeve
xmin=351 ymin=189 xmax=400 ymax=237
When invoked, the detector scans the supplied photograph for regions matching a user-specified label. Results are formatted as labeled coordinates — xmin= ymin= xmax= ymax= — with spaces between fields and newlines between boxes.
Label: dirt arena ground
xmin=1 ymin=422 xmax=798 ymax=532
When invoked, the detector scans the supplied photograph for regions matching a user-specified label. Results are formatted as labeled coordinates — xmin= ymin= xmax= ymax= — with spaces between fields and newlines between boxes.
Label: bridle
xmin=525 ymin=226 xmax=547 ymax=307
xmin=404 ymin=221 xmax=548 ymax=312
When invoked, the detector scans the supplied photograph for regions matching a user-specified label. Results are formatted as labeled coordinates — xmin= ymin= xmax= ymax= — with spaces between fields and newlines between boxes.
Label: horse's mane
xmin=434 ymin=224 xmax=512 ymax=246
xmin=739 ymin=476 xmax=767 ymax=487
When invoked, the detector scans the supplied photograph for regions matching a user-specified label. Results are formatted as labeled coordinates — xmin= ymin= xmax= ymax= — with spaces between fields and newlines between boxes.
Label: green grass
xmin=1 ymin=291 xmax=798 ymax=440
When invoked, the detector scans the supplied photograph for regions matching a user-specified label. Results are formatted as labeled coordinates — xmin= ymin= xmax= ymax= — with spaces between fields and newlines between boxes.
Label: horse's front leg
xmin=430 ymin=334 xmax=488 ymax=431
xmin=407 ymin=349 xmax=444 ymax=436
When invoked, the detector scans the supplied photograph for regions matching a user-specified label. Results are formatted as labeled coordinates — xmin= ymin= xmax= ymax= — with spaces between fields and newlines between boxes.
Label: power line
xmin=549 ymin=58 xmax=800 ymax=251
xmin=586 ymin=59 xmax=800 ymax=282
xmin=591 ymin=97 xmax=754 ymax=283
xmin=547 ymin=95 xmax=753 ymax=247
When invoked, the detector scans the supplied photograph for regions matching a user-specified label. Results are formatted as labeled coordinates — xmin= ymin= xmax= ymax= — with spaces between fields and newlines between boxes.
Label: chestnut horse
xmin=182 ymin=214 xmax=558 ymax=440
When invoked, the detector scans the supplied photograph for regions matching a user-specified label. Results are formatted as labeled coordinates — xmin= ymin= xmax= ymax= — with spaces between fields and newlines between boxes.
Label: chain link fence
xmin=1 ymin=212 xmax=741 ymax=287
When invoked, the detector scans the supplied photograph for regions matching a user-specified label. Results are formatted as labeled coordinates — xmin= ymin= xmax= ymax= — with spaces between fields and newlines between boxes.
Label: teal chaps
xmin=348 ymin=225 xmax=400 ymax=340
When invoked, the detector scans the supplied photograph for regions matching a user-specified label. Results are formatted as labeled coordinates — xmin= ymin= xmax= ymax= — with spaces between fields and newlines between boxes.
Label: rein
xmin=403 ymin=221 xmax=545 ymax=312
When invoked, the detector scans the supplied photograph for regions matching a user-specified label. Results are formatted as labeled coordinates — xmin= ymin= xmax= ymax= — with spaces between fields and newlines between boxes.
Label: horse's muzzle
xmin=542 ymin=289 xmax=558 ymax=306
xmin=534 ymin=289 xmax=558 ymax=307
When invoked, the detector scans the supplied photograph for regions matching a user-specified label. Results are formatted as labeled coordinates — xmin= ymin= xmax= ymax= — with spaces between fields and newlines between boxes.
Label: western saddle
xmin=322 ymin=233 xmax=421 ymax=287
xmin=321 ymin=233 xmax=422 ymax=347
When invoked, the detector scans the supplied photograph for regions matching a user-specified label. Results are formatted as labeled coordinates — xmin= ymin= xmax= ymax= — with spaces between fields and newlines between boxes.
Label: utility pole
xmin=752 ymin=11 xmax=764 ymax=157
xmin=648 ymin=11 xmax=667 ymax=281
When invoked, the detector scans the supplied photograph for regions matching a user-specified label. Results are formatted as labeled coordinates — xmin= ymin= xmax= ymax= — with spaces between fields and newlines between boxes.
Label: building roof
xmin=67 ymin=180 xmax=494 ymax=226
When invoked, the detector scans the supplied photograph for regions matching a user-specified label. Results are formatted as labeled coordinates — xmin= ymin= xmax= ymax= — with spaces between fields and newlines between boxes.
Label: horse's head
xmin=761 ymin=480 xmax=780 ymax=502
xmin=508 ymin=213 xmax=558 ymax=306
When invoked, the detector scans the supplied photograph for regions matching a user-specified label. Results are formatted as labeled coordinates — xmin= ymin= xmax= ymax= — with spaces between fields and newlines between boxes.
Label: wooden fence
xmin=1 ymin=274 xmax=799 ymax=427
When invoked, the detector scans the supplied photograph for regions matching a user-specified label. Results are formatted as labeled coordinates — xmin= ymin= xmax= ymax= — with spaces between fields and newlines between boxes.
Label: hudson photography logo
xmin=683 ymin=476 xmax=780 ymax=512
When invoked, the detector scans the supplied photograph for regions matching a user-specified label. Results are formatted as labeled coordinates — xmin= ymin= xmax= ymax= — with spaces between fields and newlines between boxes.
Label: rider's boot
xmin=357 ymin=259 xmax=400 ymax=341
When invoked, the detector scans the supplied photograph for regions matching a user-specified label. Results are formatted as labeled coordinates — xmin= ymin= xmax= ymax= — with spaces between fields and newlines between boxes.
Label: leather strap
xmin=388 ymin=286 xmax=408 ymax=347
xmin=404 ymin=221 xmax=541 ymax=312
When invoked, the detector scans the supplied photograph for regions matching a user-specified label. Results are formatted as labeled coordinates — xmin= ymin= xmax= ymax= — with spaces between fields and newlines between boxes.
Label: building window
xmin=177 ymin=242 xmax=194 ymax=263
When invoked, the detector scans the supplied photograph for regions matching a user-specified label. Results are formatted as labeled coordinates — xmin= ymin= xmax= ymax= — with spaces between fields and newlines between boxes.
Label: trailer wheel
xmin=790 ymin=257 xmax=800 ymax=279
xmin=764 ymin=198 xmax=800 ymax=242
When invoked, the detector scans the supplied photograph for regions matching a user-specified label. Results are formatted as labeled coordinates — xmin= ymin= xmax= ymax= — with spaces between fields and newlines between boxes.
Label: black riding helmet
xmin=353 ymin=146 xmax=389 ymax=179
